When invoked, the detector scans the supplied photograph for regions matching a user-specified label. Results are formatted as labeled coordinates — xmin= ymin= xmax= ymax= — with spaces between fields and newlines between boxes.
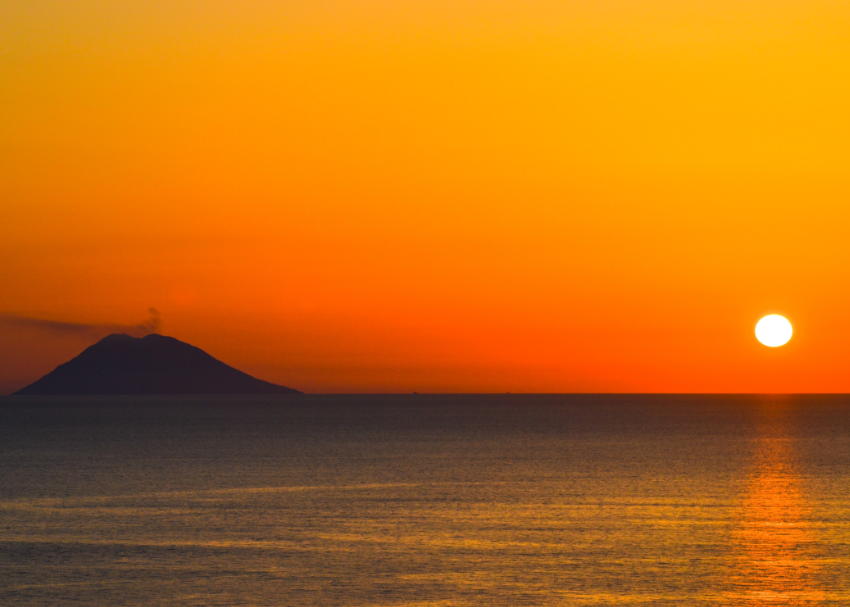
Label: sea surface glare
xmin=2 ymin=395 xmax=850 ymax=605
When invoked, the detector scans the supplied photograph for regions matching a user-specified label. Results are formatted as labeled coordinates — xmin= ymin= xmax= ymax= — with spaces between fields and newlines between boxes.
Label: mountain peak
xmin=14 ymin=333 xmax=302 ymax=395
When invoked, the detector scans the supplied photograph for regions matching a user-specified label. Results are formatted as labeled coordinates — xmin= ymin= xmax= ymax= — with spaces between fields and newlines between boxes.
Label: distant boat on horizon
xmin=14 ymin=333 xmax=302 ymax=395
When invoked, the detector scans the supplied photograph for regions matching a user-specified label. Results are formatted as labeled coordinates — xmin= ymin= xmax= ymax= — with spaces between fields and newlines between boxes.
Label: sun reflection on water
xmin=730 ymin=406 xmax=825 ymax=605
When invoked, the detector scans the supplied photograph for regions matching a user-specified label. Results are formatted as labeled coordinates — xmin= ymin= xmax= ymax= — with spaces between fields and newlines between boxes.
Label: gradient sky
xmin=3 ymin=0 xmax=850 ymax=394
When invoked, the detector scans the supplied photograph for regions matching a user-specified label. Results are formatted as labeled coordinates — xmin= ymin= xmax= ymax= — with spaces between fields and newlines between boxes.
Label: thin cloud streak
xmin=0 ymin=309 xmax=162 ymax=339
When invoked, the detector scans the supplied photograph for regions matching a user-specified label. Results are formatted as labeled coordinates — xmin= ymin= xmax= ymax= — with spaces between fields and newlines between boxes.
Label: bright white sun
xmin=755 ymin=314 xmax=792 ymax=347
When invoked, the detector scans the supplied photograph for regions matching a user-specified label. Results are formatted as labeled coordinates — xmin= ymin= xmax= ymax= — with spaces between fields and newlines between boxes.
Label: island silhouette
xmin=14 ymin=333 xmax=302 ymax=395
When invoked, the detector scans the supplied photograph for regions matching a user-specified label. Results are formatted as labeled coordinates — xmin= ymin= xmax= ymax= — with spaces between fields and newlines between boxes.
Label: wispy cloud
xmin=0 ymin=309 xmax=162 ymax=339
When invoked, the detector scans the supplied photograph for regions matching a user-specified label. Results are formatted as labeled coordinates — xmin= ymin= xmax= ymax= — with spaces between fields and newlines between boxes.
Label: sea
xmin=2 ymin=394 xmax=850 ymax=606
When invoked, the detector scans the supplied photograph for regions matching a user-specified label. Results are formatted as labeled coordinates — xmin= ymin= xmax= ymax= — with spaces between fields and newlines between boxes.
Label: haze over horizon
xmin=3 ymin=0 xmax=850 ymax=394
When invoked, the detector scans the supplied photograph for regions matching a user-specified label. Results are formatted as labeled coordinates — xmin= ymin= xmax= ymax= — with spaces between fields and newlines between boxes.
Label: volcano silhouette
xmin=14 ymin=333 xmax=302 ymax=395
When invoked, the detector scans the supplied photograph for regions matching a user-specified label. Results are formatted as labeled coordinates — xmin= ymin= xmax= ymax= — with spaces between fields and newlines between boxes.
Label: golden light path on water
xmin=729 ymin=402 xmax=825 ymax=605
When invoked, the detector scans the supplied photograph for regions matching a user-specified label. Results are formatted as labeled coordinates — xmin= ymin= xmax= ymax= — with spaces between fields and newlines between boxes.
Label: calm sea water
xmin=2 ymin=394 xmax=850 ymax=606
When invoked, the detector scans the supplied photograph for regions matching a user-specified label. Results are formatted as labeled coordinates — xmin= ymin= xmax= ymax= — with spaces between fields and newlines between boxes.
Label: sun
xmin=755 ymin=315 xmax=792 ymax=347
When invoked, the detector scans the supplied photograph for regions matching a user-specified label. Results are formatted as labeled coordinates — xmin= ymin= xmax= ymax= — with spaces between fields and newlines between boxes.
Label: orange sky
xmin=3 ymin=0 xmax=850 ymax=393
